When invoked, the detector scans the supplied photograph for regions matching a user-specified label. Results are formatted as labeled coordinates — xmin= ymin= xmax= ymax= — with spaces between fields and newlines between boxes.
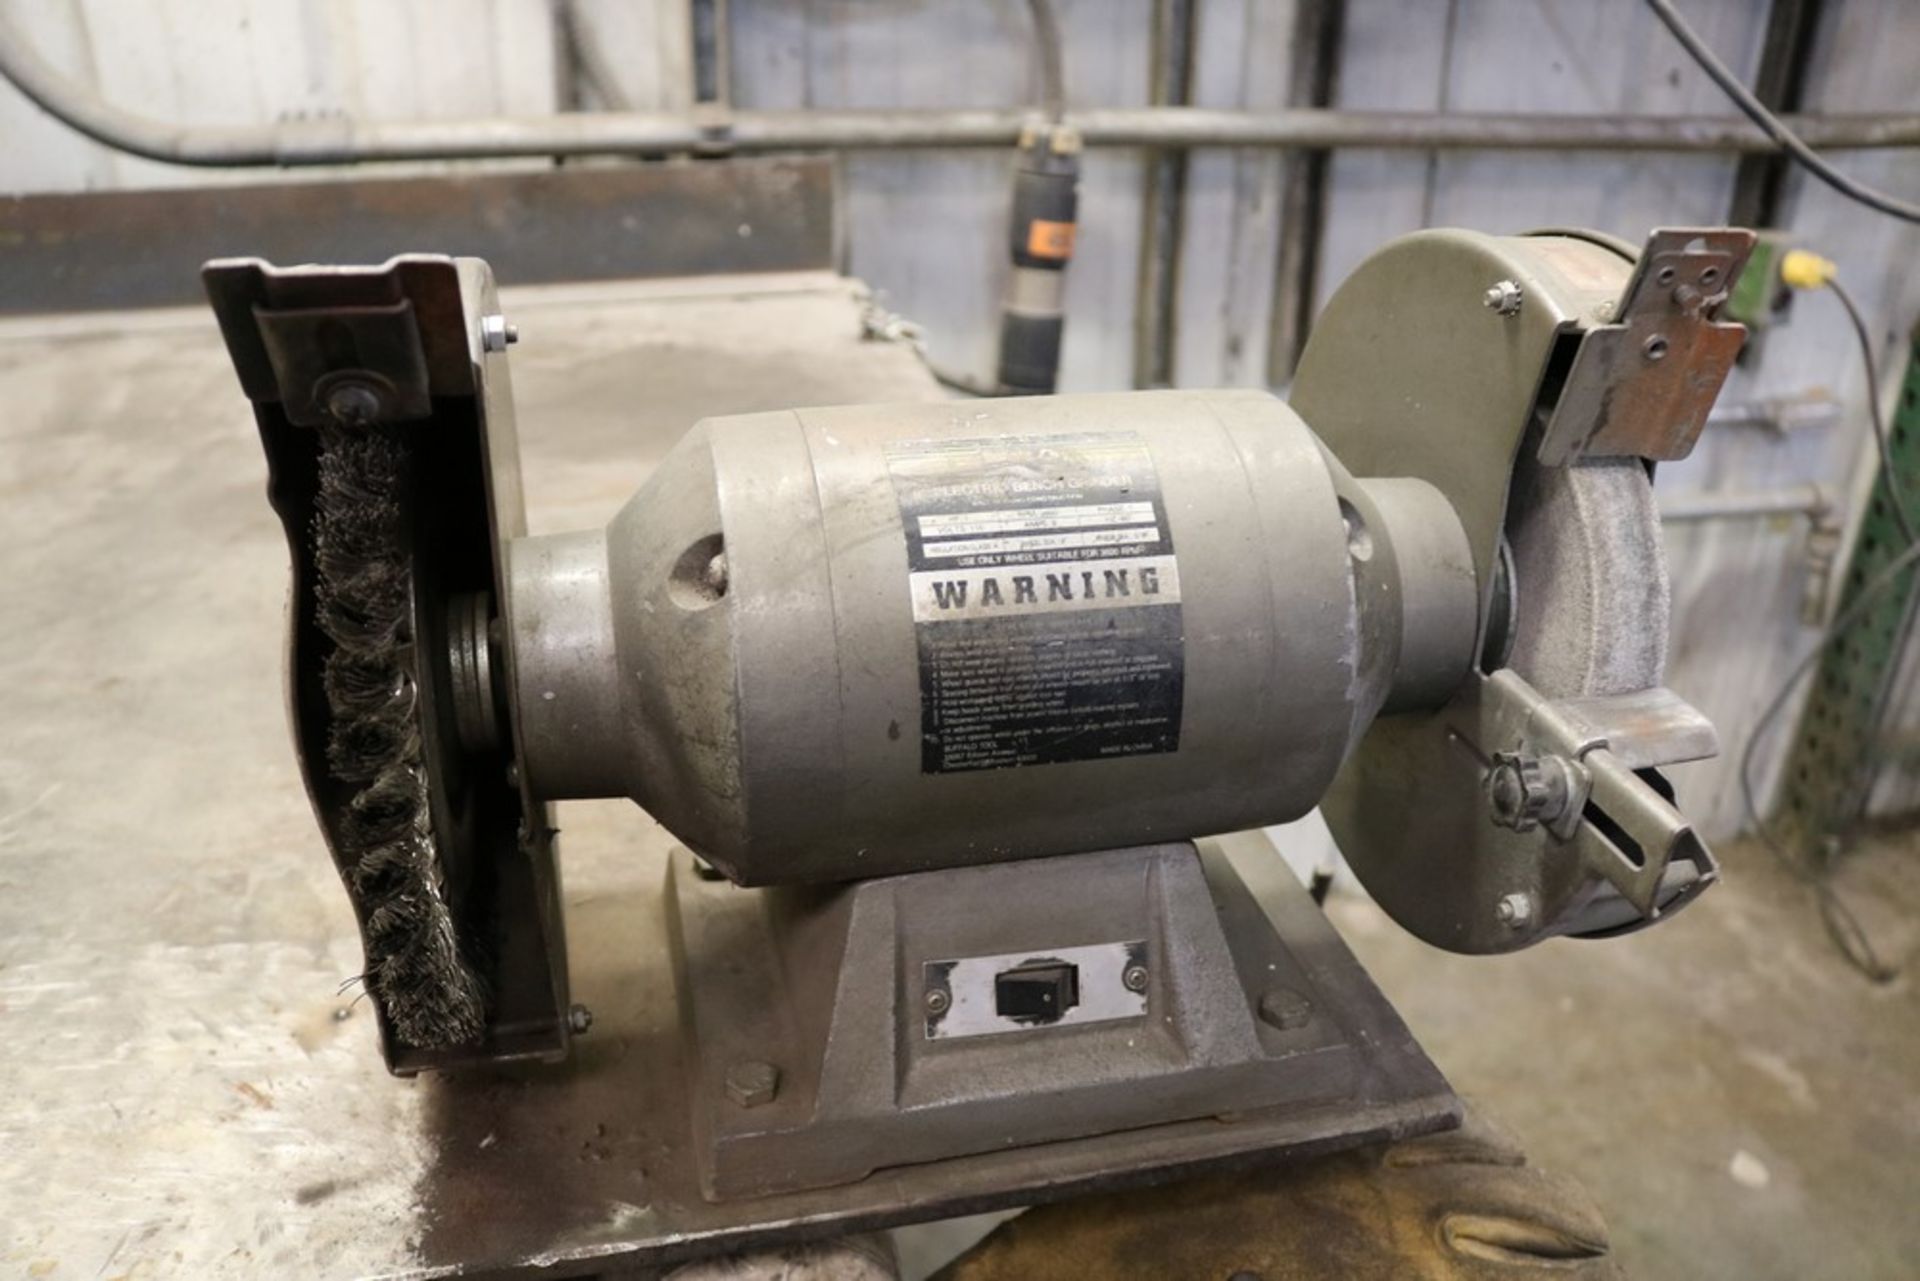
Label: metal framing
xmin=1778 ymin=324 xmax=1920 ymax=847
xmin=4 ymin=21 xmax=1919 ymax=167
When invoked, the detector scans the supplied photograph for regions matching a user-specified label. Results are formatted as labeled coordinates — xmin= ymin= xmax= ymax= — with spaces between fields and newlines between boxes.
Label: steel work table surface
xmin=0 ymin=273 xmax=1448 ymax=1279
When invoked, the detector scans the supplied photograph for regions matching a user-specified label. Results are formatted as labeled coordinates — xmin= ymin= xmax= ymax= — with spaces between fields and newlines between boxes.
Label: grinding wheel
xmin=1502 ymin=452 xmax=1670 ymax=700
xmin=1296 ymin=227 xmax=1720 ymax=955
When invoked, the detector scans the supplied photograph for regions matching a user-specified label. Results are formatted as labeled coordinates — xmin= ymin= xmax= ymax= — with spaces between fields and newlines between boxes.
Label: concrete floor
xmin=1330 ymin=832 xmax=1920 ymax=1280
xmin=2 ymin=273 xmax=1916 ymax=1278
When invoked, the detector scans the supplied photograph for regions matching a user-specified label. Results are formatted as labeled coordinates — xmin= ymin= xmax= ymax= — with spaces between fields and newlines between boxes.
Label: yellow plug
xmin=1780 ymin=248 xmax=1837 ymax=290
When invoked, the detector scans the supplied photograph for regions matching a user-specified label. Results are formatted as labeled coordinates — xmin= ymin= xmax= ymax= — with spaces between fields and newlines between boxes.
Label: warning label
xmin=886 ymin=432 xmax=1184 ymax=774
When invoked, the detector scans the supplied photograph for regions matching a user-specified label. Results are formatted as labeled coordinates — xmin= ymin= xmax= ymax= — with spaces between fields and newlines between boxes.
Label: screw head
xmin=924 ymin=987 xmax=951 ymax=1015
xmin=1496 ymin=892 xmax=1536 ymax=929
xmin=1483 ymin=279 xmax=1524 ymax=316
xmin=1122 ymin=964 xmax=1150 ymax=994
xmin=1257 ymin=986 xmax=1313 ymax=1030
xmin=724 ymin=1060 xmax=780 ymax=1108
xmin=324 ymin=381 xmax=384 ymax=425
xmin=568 ymin=1003 xmax=593 ymax=1035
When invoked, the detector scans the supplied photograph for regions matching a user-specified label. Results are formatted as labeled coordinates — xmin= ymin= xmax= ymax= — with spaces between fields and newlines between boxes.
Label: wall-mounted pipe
xmin=4 ymin=25 xmax=1918 ymax=168
xmin=1657 ymin=484 xmax=1841 ymax=626
xmin=1659 ymin=483 xmax=1832 ymax=523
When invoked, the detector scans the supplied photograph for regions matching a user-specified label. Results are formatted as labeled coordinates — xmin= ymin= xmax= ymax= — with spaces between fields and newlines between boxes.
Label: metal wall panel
xmin=3 ymin=0 xmax=1920 ymax=836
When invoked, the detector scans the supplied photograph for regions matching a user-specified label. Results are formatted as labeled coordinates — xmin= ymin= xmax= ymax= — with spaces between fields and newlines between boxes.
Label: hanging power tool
xmin=205 ymin=225 xmax=1749 ymax=1205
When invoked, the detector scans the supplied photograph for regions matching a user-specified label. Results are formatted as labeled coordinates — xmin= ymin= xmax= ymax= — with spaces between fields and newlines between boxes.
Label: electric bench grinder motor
xmin=207 ymin=226 xmax=1748 ymax=1203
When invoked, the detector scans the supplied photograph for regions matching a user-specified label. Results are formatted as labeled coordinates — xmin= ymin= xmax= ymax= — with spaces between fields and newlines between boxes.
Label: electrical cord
xmin=1735 ymin=257 xmax=1912 ymax=983
xmin=929 ymin=362 xmax=1010 ymax=398
xmin=1646 ymin=0 xmax=1920 ymax=226
xmin=1737 ymin=538 xmax=1914 ymax=984
xmin=1027 ymin=0 xmax=1066 ymax=125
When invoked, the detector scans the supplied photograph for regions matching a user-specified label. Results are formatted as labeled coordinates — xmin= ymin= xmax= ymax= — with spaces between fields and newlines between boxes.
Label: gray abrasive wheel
xmin=1501 ymin=450 xmax=1670 ymax=701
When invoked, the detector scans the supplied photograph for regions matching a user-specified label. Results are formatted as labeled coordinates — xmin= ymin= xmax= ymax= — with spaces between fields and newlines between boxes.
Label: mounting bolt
xmin=1122 ymin=964 xmax=1150 ymax=994
xmin=1483 ymin=279 xmax=1524 ymax=317
xmin=324 ymin=380 xmax=384 ymax=425
xmin=1496 ymin=892 xmax=1536 ymax=930
xmin=568 ymin=1003 xmax=594 ymax=1035
xmin=725 ymin=1060 xmax=780 ymax=1108
xmin=1257 ymin=986 xmax=1313 ymax=1031
xmin=481 ymin=313 xmax=518 ymax=352
xmin=1485 ymin=751 xmax=1573 ymax=832
xmin=924 ymin=987 xmax=951 ymax=1016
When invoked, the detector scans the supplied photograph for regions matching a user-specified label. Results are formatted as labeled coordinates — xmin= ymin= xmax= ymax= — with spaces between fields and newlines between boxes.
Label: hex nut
xmin=1496 ymin=892 xmax=1536 ymax=929
xmin=481 ymin=312 xmax=517 ymax=352
xmin=1483 ymin=279 xmax=1524 ymax=316
xmin=1485 ymin=752 xmax=1573 ymax=832
xmin=1257 ymin=986 xmax=1313 ymax=1031
xmin=724 ymin=1060 xmax=780 ymax=1108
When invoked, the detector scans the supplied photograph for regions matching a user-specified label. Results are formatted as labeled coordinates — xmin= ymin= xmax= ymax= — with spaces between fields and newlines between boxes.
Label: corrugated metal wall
xmin=4 ymin=0 xmax=1920 ymax=838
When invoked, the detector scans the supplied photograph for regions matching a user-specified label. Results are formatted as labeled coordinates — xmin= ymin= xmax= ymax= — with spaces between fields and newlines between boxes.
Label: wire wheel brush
xmin=204 ymin=255 xmax=574 ymax=1074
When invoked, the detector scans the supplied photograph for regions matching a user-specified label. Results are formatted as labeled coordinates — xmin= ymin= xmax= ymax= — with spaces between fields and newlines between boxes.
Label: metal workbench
xmin=0 ymin=273 xmax=1448 ymax=1279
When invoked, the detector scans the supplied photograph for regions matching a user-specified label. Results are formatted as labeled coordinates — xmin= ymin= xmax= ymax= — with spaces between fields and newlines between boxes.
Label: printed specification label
xmin=886 ymin=431 xmax=1184 ymax=773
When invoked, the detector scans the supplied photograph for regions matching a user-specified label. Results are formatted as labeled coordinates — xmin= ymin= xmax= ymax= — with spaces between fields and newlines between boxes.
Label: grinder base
xmin=402 ymin=830 xmax=1454 ymax=1275
xmin=671 ymin=834 xmax=1458 ymax=1202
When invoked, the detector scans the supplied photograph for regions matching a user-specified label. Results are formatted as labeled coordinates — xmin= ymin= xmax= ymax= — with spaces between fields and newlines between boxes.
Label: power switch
xmin=993 ymin=962 xmax=1080 ymax=1025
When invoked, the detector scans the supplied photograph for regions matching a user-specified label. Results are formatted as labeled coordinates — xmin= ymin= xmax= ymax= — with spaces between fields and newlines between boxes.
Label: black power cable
xmin=1648 ymin=0 xmax=1920 ymax=978
xmin=1028 ymin=0 xmax=1066 ymax=125
xmin=1830 ymin=278 xmax=1917 ymax=542
xmin=1737 ymin=539 xmax=1914 ymax=984
xmin=1646 ymin=0 xmax=1920 ymax=225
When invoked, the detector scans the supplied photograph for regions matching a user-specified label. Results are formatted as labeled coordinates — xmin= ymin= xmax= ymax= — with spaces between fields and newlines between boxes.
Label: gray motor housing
xmin=506 ymin=388 xmax=1475 ymax=885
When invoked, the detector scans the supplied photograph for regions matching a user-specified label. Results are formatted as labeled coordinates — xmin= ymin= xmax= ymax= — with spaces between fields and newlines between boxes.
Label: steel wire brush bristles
xmin=312 ymin=422 xmax=488 ymax=1048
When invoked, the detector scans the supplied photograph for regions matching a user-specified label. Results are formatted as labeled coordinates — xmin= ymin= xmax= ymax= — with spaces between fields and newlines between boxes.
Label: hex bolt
xmin=924 ymin=987 xmax=951 ymax=1016
xmin=1483 ymin=279 xmax=1523 ymax=317
xmin=568 ymin=1003 xmax=594 ymax=1035
xmin=1496 ymin=892 xmax=1536 ymax=930
xmin=1257 ymin=986 xmax=1313 ymax=1031
xmin=481 ymin=313 xmax=517 ymax=352
xmin=1485 ymin=752 xmax=1573 ymax=832
xmin=1122 ymin=964 xmax=1150 ymax=993
xmin=724 ymin=1060 xmax=780 ymax=1108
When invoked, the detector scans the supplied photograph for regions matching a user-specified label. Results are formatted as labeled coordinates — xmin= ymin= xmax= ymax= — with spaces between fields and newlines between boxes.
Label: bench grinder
xmin=206 ymin=226 xmax=1746 ymax=1208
